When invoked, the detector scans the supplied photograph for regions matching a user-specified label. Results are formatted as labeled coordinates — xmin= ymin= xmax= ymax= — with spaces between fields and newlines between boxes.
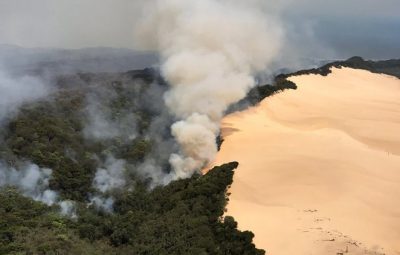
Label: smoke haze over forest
xmin=0 ymin=0 xmax=399 ymax=60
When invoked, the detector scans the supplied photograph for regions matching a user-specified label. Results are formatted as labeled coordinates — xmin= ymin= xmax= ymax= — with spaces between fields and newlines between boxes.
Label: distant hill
xmin=278 ymin=56 xmax=400 ymax=79
xmin=0 ymin=44 xmax=159 ymax=75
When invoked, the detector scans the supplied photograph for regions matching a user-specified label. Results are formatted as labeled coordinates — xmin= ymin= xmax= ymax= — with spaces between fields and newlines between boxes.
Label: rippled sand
xmin=210 ymin=68 xmax=400 ymax=255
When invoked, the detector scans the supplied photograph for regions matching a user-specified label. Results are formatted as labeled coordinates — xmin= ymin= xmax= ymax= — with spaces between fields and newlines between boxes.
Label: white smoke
xmin=93 ymin=156 xmax=127 ymax=193
xmin=89 ymin=196 xmax=115 ymax=213
xmin=136 ymin=158 xmax=174 ymax=187
xmin=0 ymin=162 xmax=58 ymax=205
xmin=59 ymin=200 xmax=77 ymax=219
xmin=136 ymin=0 xmax=283 ymax=177
xmin=0 ymin=162 xmax=78 ymax=218
xmin=0 ymin=70 xmax=50 ymax=124
xmin=0 ymin=60 xmax=80 ymax=218
xmin=83 ymin=94 xmax=139 ymax=141
xmin=89 ymin=156 xmax=127 ymax=212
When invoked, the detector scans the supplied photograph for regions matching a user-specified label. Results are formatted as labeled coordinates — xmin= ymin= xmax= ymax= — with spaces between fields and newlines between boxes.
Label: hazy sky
xmin=287 ymin=0 xmax=400 ymax=59
xmin=0 ymin=0 xmax=142 ymax=49
xmin=0 ymin=0 xmax=399 ymax=59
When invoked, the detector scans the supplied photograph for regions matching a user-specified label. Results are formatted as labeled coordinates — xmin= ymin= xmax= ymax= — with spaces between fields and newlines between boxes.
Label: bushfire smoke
xmin=0 ymin=56 xmax=78 ymax=217
xmin=0 ymin=162 xmax=57 ymax=205
xmin=0 ymin=70 xmax=50 ymax=124
xmin=137 ymin=0 xmax=283 ymax=177
xmin=0 ymin=161 xmax=76 ymax=217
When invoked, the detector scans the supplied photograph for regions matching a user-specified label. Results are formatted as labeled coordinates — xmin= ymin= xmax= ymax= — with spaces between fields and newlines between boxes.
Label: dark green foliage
xmin=0 ymin=189 xmax=99 ymax=254
xmin=228 ymin=78 xmax=297 ymax=113
xmin=216 ymin=134 xmax=224 ymax=151
xmin=117 ymin=139 xmax=153 ymax=162
xmin=0 ymin=163 xmax=265 ymax=255
xmin=0 ymin=188 xmax=49 ymax=254
xmin=127 ymin=68 xmax=160 ymax=84
xmin=246 ymin=78 xmax=297 ymax=106
xmin=1 ymin=70 xmax=164 ymax=201
xmin=75 ymin=162 xmax=264 ymax=255
xmin=3 ymin=91 xmax=97 ymax=201
xmin=0 ymin=188 xmax=117 ymax=254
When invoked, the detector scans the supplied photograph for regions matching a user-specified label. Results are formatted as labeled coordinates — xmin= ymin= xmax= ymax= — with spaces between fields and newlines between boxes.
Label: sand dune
xmin=210 ymin=68 xmax=400 ymax=254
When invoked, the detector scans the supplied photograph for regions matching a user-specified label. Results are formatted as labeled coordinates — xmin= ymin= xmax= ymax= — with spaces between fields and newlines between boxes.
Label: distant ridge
xmin=278 ymin=56 xmax=400 ymax=79
xmin=0 ymin=44 xmax=159 ymax=75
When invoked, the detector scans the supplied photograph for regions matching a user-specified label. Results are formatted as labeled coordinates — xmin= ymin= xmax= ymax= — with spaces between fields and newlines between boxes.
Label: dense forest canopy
xmin=0 ymin=162 xmax=266 ymax=254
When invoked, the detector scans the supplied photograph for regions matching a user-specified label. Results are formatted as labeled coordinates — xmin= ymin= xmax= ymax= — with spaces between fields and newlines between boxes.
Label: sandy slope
xmin=209 ymin=68 xmax=400 ymax=255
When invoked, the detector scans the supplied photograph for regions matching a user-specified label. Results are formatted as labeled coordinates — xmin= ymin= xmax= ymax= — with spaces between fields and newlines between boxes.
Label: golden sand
xmin=210 ymin=68 xmax=400 ymax=254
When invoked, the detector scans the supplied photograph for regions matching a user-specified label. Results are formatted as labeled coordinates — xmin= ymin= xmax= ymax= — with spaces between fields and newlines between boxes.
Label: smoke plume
xmin=0 ymin=62 xmax=79 ymax=217
xmin=137 ymin=0 xmax=283 ymax=177
xmin=83 ymin=93 xmax=138 ymax=141
xmin=0 ymin=161 xmax=77 ymax=217
xmin=89 ymin=156 xmax=124 ymax=212
xmin=0 ymin=162 xmax=57 ymax=205
xmin=93 ymin=155 xmax=127 ymax=193
xmin=0 ymin=70 xmax=50 ymax=124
